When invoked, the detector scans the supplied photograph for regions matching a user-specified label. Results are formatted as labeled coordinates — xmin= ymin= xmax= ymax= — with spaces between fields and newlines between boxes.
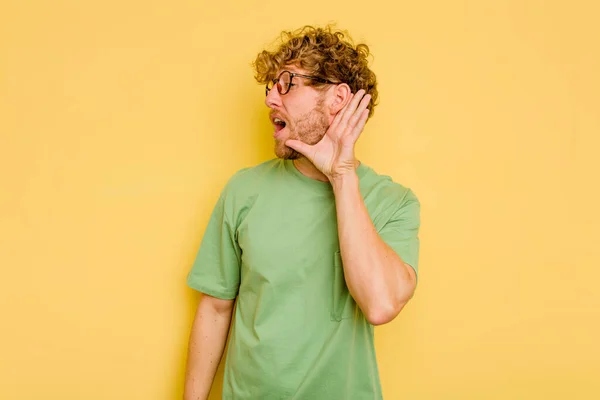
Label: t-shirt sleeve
xmin=186 ymin=191 xmax=241 ymax=300
xmin=378 ymin=189 xmax=421 ymax=280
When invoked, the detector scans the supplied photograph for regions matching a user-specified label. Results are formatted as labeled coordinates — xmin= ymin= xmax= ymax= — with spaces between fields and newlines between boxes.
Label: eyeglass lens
xmin=266 ymin=71 xmax=292 ymax=95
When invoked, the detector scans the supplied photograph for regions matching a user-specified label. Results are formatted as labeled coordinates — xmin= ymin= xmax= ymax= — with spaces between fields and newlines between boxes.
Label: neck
xmin=292 ymin=158 xmax=360 ymax=182
xmin=293 ymin=158 xmax=328 ymax=182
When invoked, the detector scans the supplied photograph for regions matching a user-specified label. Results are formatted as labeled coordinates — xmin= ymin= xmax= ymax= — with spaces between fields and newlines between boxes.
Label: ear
xmin=327 ymin=83 xmax=352 ymax=116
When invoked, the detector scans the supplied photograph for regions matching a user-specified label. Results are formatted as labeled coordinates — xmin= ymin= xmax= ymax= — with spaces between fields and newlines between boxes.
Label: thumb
xmin=285 ymin=139 xmax=312 ymax=158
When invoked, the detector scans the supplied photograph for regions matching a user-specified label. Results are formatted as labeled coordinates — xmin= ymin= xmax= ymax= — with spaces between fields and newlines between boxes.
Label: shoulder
xmin=358 ymin=163 xmax=420 ymax=230
xmin=222 ymin=158 xmax=282 ymax=195
xmin=217 ymin=158 xmax=283 ymax=217
xmin=359 ymin=163 xmax=419 ymax=207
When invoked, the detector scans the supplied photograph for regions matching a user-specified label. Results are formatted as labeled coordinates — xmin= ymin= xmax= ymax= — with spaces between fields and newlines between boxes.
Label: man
xmin=184 ymin=25 xmax=420 ymax=399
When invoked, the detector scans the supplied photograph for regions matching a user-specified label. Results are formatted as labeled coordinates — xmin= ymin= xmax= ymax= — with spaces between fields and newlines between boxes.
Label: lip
xmin=273 ymin=126 xmax=286 ymax=139
xmin=270 ymin=112 xmax=285 ymax=124
xmin=270 ymin=112 xmax=288 ymax=125
xmin=270 ymin=112 xmax=288 ymax=139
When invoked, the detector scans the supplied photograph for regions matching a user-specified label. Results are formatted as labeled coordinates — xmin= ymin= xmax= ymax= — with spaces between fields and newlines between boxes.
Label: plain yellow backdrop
xmin=1 ymin=0 xmax=599 ymax=399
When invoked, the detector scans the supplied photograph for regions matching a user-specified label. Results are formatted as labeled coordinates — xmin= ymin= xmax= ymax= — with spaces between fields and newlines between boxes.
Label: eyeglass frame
xmin=265 ymin=70 xmax=335 ymax=96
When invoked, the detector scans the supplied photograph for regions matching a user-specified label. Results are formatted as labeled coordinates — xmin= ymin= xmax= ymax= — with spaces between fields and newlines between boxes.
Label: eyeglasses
xmin=265 ymin=70 xmax=334 ymax=96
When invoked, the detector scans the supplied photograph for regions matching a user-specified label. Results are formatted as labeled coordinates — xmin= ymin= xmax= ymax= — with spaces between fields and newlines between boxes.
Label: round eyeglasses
xmin=265 ymin=70 xmax=334 ymax=96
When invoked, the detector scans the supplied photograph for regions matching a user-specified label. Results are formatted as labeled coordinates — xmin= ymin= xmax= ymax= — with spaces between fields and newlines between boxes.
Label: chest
xmin=236 ymin=192 xmax=339 ymax=287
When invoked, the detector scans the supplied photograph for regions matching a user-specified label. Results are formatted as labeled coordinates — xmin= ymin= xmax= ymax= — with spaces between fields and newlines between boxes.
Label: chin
xmin=274 ymin=142 xmax=300 ymax=160
xmin=285 ymin=152 xmax=301 ymax=160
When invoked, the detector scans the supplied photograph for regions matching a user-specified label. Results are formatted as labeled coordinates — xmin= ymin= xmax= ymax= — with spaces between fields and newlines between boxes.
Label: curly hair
xmin=253 ymin=25 xmax=379 ymax=118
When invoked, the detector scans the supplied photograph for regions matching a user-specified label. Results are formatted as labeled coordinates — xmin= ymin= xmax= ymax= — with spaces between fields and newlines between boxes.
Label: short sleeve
xmin=378 ymin=189 xmax=421 ymax=281
xmin=186 ymin=191 xmax=241 ymax=299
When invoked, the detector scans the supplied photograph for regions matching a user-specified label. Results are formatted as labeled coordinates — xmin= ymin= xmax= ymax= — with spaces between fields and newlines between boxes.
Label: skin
xmin=184 ymin=63 xmax=418 ymax=400
xmin=184 ymin=295 xmax=234 ymax=400
xmin=266 ymin=65 xmax=418 ymax=325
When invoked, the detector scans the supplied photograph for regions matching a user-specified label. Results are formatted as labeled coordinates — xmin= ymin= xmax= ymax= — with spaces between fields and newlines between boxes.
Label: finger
xmin=339 ymin=89 xmax=366 ymax=126
xmin=346 ymin=94 xmax=371 ymax=135
xmin=285 ymin=139 xmax=313 ymax=159
xmin=349 ymin=109 xmax=369 ymax=142
xmin=327 ymin=103 xmax=345 ymax=134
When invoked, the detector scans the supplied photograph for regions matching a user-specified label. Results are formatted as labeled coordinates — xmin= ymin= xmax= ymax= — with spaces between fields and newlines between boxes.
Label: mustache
xmin=269 ymin=110 xmax=288 ymax=121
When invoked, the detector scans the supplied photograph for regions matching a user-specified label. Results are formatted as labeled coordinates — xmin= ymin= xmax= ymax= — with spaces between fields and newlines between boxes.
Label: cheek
xmin=282 ymin=98 xmax=312 ymax=120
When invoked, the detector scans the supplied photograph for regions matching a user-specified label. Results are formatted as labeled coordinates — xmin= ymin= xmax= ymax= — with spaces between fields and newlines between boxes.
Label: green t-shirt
xmin=187 ymin=158 xmax=420 ymax=399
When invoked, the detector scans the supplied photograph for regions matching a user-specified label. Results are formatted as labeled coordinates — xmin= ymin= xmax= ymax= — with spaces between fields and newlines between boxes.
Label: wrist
xmin=331 ymin=169 xmax=359 ymax=192
xmin=329 ymin=159 xmax=361 ymax=185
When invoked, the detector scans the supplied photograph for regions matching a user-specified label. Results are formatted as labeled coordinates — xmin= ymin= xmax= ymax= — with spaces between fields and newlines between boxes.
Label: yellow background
xmin=1 ymin=0 xmax=599 ymax=399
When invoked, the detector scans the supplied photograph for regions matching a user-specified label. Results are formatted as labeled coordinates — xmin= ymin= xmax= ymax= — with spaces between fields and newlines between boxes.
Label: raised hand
xmin=285 ymin=89 xmax=371 ymax=182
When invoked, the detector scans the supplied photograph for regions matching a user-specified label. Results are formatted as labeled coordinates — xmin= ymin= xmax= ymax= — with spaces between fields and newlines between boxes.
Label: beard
xmin=274 ymin=100 xmax=329 ymax=160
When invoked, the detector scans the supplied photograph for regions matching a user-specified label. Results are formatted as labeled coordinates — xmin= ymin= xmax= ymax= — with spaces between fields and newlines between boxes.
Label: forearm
xmin=332 ymin=171 xmax=415 ymax=325
xmin=184 ymin=296 xmax=234 ymax=400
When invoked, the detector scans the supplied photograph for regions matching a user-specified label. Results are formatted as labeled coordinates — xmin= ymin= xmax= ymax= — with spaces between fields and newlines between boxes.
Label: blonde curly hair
xmin=253 ymin=25 xmax=379 ymax=118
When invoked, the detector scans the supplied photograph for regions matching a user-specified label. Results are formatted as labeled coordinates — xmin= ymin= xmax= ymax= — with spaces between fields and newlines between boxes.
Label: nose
xmin=265 ymin=84 xmax=282 ymax=109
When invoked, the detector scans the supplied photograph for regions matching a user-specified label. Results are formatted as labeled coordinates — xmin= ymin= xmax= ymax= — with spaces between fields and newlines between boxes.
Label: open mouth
xmin=274 ymin=118 xmax=287 ymax=132
xmin=273 ymin=117 xmax=287 ymax=137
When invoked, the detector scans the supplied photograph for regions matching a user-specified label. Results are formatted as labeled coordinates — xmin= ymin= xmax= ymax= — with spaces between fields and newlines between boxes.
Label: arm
xmin=184 ymin=294 xmax=235 ymax=400
xmin=284 ymin=88 xmax=417 ymax=325
xmin=332 ymin=172 xmax=417 ymax=326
